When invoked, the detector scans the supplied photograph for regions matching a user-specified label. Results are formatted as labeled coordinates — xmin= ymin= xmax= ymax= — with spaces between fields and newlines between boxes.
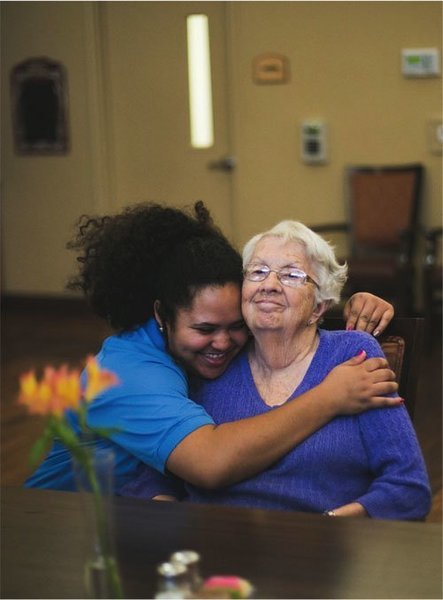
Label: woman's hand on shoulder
xmin=323 ymin=350 xmax=401 ymax=414
xmin=343 ymin=293 xmax=394 ymax=336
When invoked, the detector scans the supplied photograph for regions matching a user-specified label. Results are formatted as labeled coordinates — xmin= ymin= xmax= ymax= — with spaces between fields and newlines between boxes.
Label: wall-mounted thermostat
xmin=300 ymin=120 xmax=327 ymax=164
xmin=401 ymin=48 xmax=440 ymax=77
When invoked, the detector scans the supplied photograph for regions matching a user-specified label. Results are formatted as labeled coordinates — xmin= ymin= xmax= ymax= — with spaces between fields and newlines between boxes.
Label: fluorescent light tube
xmin=187 ymin=14 xmax=214 ymax=148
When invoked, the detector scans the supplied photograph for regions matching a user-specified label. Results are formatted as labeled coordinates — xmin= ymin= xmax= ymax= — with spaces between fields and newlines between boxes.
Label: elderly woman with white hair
xmin=123 ymin=220 xmax=431 ymax=520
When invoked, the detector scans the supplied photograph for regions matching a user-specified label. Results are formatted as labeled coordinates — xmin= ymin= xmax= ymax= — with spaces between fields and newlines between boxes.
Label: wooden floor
xmin=1 ymin=298 xmax=441 ymax=522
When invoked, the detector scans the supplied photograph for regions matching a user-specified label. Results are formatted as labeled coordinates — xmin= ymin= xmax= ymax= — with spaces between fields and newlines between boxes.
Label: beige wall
xmin=1 ymin=2 xmax=106 ymax=294
xmin=228 ymin=1 xmax=442 ymax=246
xmin=1 ymin=1 xmax=442 ymax=297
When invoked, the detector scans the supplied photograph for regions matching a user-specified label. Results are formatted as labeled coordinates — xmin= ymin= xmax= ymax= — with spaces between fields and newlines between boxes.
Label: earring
xmin=157 ymin=322 xmax=164 ymax=333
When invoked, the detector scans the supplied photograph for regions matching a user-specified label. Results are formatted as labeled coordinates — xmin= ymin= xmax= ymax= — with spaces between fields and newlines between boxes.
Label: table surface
xmin=1 ymin=486 xmax=442 ymax=599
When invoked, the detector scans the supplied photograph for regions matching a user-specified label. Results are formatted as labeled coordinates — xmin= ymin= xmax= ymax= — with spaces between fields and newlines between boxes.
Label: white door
xmin=101 ymin=1 xmax=236 ymax=239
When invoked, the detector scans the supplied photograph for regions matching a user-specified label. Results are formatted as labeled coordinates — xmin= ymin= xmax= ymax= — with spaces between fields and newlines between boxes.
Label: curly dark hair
xmin=67 ymin=201 xmax=243 ymax=331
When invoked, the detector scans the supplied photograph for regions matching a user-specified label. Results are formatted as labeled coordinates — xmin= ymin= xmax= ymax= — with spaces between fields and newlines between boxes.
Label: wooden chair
xmin=322 ymin=317 xmax=425 ymax=421
xmin=311 ymin=164 xmax=424 ymax=316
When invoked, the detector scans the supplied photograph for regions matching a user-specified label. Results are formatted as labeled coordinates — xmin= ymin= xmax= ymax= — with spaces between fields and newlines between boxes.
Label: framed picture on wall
xmin=10 ymin=57 xmax=69 ymax=155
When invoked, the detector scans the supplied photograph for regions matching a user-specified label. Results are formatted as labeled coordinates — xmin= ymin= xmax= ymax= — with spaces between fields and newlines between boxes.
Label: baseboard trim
xmin=1 ymin=294 xmax=92 ymax=316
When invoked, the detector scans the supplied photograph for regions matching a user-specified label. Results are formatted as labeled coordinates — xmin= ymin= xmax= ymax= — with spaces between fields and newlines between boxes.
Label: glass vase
xmin=72 ymin=446 xmax=124 ymax=599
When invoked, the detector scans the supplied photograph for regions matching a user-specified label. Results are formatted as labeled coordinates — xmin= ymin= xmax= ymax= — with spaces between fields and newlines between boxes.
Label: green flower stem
xmin=82 ymin=452 xmax=124 ymax=599
xmin=43 ymin=412 xmax=124 ymax=599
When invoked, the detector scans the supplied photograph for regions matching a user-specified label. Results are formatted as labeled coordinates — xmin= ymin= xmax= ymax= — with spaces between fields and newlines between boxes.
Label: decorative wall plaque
xmin=252 ymin=53 xmax=290 ymax=84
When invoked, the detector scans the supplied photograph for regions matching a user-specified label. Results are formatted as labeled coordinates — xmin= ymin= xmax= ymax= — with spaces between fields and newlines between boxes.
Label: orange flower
xmin=18 ymin=357 xmax=118 ymax=417
xmin=83 ymin=356 xmax=119 ymax=402
xmin=19 ymin=365 xmax=81 ymax=416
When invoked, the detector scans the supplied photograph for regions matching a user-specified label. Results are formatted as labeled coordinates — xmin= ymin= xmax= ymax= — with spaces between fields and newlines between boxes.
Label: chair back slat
xmin=322 ymin=317 xmax=424 ymax=421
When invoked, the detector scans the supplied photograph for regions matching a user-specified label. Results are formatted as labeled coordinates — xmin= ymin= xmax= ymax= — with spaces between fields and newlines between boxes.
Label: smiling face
xmin=242 ymin=236 xmax=322 ymax=335
xmin=163 ymin=283 xmax=248 ymax=379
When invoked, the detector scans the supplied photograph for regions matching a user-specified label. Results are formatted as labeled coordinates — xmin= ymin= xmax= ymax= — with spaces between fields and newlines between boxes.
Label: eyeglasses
xmin=243 ymin=264 xmax=320 ymax=289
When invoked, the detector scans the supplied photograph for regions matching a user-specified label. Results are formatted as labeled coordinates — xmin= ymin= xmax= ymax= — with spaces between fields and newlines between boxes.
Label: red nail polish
xmin=347 ymin=325 xmax=354 ymax=331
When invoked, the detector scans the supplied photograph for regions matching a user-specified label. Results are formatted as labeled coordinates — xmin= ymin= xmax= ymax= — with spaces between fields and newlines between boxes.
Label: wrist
xmin=314 ymin=381 xmax=341 ymax=418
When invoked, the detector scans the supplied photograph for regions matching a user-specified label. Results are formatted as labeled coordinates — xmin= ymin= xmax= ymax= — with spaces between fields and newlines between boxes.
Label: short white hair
xmin=242 ymin=220 xmax=348 ymax=306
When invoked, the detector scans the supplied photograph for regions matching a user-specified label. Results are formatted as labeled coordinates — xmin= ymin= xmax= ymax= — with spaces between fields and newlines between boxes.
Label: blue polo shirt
xmin=24 ymin=318 xmax=214 ymax=491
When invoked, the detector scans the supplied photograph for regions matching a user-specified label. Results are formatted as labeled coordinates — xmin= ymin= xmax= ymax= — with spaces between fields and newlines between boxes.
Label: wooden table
xmin=1 ymin=487 xmax=442 ymax=599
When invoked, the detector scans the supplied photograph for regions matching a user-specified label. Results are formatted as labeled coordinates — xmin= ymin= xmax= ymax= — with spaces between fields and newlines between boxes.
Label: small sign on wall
xmin=252 ymin=53 xmax=290 ymax=84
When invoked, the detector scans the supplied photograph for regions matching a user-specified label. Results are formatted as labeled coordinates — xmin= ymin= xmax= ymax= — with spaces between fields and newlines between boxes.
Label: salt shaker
xmin=154 ymin=561 xmax=193 ymax=599
xmin=170 ymin=550 xmax=203 ymax=592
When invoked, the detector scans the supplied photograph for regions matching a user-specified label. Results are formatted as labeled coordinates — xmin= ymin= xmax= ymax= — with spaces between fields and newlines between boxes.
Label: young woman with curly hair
xmin=25 ymin=201 xmax=400 ymax=492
